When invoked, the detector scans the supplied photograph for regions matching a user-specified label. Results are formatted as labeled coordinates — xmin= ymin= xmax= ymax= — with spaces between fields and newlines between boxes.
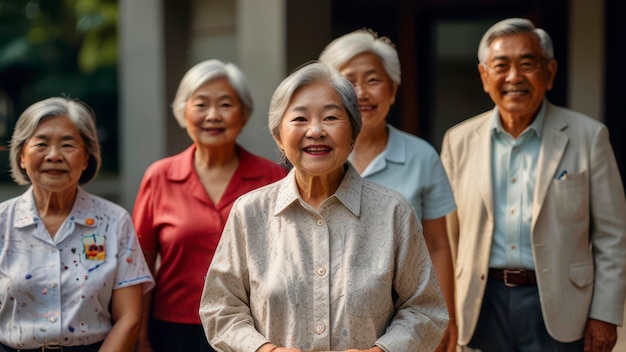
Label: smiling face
xmin=339 ymin=52 xmax=397 ymax=135
xmin=478 ymin=32 xmax=557 ymax=123
xmin=20 ymin=115 xmax=89 ymax=195
xmin=184 ymin=77 xmax=247 ymax=150
xmin=276 ymin=82 xmax=354 ymax=180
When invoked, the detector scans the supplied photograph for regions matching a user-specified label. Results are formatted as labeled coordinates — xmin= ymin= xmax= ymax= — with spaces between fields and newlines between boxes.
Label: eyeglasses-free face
xmin=20 ymin=115 xmax=89 ymax=195
xmin=184 ymin=77 xmax=247 ymax=151
xmin=276 ymin=81 xmax=354 ymax=182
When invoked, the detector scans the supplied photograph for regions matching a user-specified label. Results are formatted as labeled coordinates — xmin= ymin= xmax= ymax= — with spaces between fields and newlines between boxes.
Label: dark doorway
xmin=330 ymin=0 xmax=569 ymax=151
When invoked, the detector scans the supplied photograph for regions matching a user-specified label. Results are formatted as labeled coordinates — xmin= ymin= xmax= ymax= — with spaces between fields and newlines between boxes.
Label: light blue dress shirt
xmin=355 ymin=124 xmax=456 ymax=221
xmin=489 ymin=103 xmax=546 ymax=270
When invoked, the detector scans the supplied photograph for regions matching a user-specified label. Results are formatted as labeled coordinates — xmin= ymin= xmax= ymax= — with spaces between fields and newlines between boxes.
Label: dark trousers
xmin=468 ymin=278 xmax=584 ymax=352
xmin=149 ymin=318 xmax=216 ymax=352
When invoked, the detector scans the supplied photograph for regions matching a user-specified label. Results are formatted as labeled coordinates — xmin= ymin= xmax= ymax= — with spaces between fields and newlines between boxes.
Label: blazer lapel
xmin=532 ymin=104 xmax=569 ymax=231
xmin=474 ymin=116 xmax=495 ymax=223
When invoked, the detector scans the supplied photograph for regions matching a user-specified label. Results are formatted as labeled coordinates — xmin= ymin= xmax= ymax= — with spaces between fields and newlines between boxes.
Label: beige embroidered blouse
xmin=200 ymin=164 xmax=447 ymax=352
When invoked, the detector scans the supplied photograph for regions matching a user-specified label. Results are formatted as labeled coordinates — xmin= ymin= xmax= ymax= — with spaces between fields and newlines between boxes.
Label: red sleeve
xmin=132 ymin=165 xmax=158 ymax=252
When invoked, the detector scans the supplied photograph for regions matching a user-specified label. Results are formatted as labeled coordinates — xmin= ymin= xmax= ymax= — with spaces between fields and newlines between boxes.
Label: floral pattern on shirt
xmin=0 ymin=188 xmax=154 ymax=349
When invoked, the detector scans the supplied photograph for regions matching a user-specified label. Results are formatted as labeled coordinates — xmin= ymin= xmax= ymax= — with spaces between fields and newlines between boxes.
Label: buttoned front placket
xmin=310 ymin=211 xmax=331 ymax=350
xmin=31 ymin=219 xmax=64 ymax=345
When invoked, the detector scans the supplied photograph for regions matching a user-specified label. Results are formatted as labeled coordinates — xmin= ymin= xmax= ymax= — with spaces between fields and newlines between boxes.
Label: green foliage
xmin=0 ymin=0 xmax=120 ymax=180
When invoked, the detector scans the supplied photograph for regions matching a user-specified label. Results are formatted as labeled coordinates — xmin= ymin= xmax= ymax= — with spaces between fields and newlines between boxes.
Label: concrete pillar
xmin=119 ymin=0 xmax=167 ymax=210
xmin=236 ymin=0 xmax=286 ymax=161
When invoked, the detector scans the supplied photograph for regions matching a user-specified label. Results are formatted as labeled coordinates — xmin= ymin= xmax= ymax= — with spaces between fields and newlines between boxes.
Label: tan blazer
xmin=441 ymin=101 xmax=626 ymax=345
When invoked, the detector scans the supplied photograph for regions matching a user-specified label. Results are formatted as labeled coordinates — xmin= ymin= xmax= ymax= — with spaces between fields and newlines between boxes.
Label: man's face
xmin=478 ymin=32 xmax=557 ymax=121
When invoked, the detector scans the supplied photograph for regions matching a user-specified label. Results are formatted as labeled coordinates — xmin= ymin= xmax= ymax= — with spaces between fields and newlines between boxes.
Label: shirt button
xmin=316 ymin=267 xmax=327 ymax=276
xmin=49 ymin=316 xmax=57 ymax=323
xmin=512 ymin=177 xmax=517 ymax=183
xmin=511 ymin=245 xmax=516 ymax=250
xmin=317 ymin=219 xmax=324 ymax=226
xmin=314 ymin=322 xmax=326 ymax=334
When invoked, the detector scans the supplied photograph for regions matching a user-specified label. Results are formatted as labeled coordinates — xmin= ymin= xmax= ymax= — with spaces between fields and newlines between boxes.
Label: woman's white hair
xmin=10 ymin=97 xmax=101 ymax=185
xmin=319 ymin=28 xmax=401 ymax=86
xmin=171 ymin=59 xmax=254 ymax=128
xmin=268 ymin=62 xmax=362 ymax=166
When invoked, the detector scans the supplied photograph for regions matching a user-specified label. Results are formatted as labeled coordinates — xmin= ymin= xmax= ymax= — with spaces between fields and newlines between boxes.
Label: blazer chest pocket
xmin=552 ymin=170 xmax=588 ymax=222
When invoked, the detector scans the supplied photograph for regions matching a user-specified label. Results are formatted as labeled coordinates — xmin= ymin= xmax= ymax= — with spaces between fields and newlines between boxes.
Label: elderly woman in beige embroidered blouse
xmin=199 ymin=62 xmax=448 ymax=352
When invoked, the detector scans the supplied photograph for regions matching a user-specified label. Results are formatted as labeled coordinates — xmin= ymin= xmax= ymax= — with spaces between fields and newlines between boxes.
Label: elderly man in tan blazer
xmin=441 ymin=18 xmax=626 ymax=352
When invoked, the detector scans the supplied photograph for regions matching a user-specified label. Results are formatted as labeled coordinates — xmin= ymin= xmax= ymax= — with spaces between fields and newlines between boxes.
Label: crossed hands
xmin=258 ymin=344 xmax=383 ymax=352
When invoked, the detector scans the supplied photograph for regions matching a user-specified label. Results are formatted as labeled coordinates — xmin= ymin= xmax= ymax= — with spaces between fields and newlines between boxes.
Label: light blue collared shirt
xmin=355 ymin=124 xmax=456 ymax=221
xmin=489 ymin=102 xmax=546 ymax=270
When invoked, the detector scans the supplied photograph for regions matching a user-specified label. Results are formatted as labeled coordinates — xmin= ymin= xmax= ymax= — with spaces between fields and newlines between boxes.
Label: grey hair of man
xmin=171 ymin=59 xmax=254 ymax=128
xmin=477 ymin=18 xmax=554 ymax=64
xmin=9 ymin=97 xmax=102 ymax=186
xmin=268 ymin=62 xmax=362 ymax=165
xmin=319 ymin=28 xmax=401 ymax=86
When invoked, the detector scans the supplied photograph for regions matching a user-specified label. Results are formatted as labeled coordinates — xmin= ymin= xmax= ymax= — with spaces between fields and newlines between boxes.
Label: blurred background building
xmin=0 ymin=0 xmax=623 ymax=211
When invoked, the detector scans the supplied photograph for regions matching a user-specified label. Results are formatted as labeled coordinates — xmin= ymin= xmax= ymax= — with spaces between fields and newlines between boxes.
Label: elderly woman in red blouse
xmin=133 ymin=59 xmax=287 ymax=352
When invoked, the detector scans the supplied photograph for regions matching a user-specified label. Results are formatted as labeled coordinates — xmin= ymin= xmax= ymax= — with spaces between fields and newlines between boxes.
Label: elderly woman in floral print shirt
xmin=0 ymin=97 xmax=154 ymax=352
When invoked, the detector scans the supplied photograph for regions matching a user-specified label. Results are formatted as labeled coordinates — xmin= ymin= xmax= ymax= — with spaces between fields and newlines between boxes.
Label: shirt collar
xmin=168 ymin=144 xmax=272 ymax=182
xmin=383 ymin=124 xmax=406 ymax=164
xmin=491 ymin=99 xmax=547 ymax=139
xmin=273 ymin=163 xmax=362 ymax=217
xmin=348 ymin=124 xmax=405 ymax=165
xmin=14 ymin=187 xmax=99 ymax=230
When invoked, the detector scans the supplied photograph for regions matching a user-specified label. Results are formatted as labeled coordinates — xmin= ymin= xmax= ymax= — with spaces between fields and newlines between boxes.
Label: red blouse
xmin=132 ymin=144 xmax=287 ymax=323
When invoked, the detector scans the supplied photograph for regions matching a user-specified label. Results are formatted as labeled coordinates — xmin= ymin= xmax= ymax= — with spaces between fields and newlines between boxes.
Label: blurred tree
xmin=0 ymin=0 xmax=119 ymax=182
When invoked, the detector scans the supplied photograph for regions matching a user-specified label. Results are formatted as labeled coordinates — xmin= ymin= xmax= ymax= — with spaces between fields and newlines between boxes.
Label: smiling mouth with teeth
xmin=304 ymin=147 xmax=330 ymax=153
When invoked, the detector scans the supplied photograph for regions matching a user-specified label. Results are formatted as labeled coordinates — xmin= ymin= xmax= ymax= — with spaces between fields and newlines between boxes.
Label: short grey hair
xmin=171 ymin=59 xmax=254 ymax=128
xmin=10 ymin=97 xmax=101 ymax=186
xmin=268 ymin=62 xmax=362 ymax=164
xmin=478 ymin=18 xmax=554 ymax=64
xmin=319 ymin=28 xmax=401 ymax=86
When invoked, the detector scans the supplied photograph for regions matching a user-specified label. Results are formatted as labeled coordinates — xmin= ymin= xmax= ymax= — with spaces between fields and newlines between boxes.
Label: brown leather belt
xmin=489 ymin=268 xmax=536 ymax=287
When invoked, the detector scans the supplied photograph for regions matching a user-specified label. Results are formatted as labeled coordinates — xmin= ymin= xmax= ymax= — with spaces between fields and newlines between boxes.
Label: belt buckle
xmin=42 ymin=344 xmax=63 ymax=351
xmin=503 ymin=269 xmax=524 ymax=287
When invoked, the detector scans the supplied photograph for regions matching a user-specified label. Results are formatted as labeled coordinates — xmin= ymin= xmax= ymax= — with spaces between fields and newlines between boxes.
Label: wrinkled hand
xmin=584 ymin=318 xmax=617 ymax=352
xmin=435 ymin=320 xmax=459 ymax=352
xmin=134 ymin=336 xmax=154 ymax=352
